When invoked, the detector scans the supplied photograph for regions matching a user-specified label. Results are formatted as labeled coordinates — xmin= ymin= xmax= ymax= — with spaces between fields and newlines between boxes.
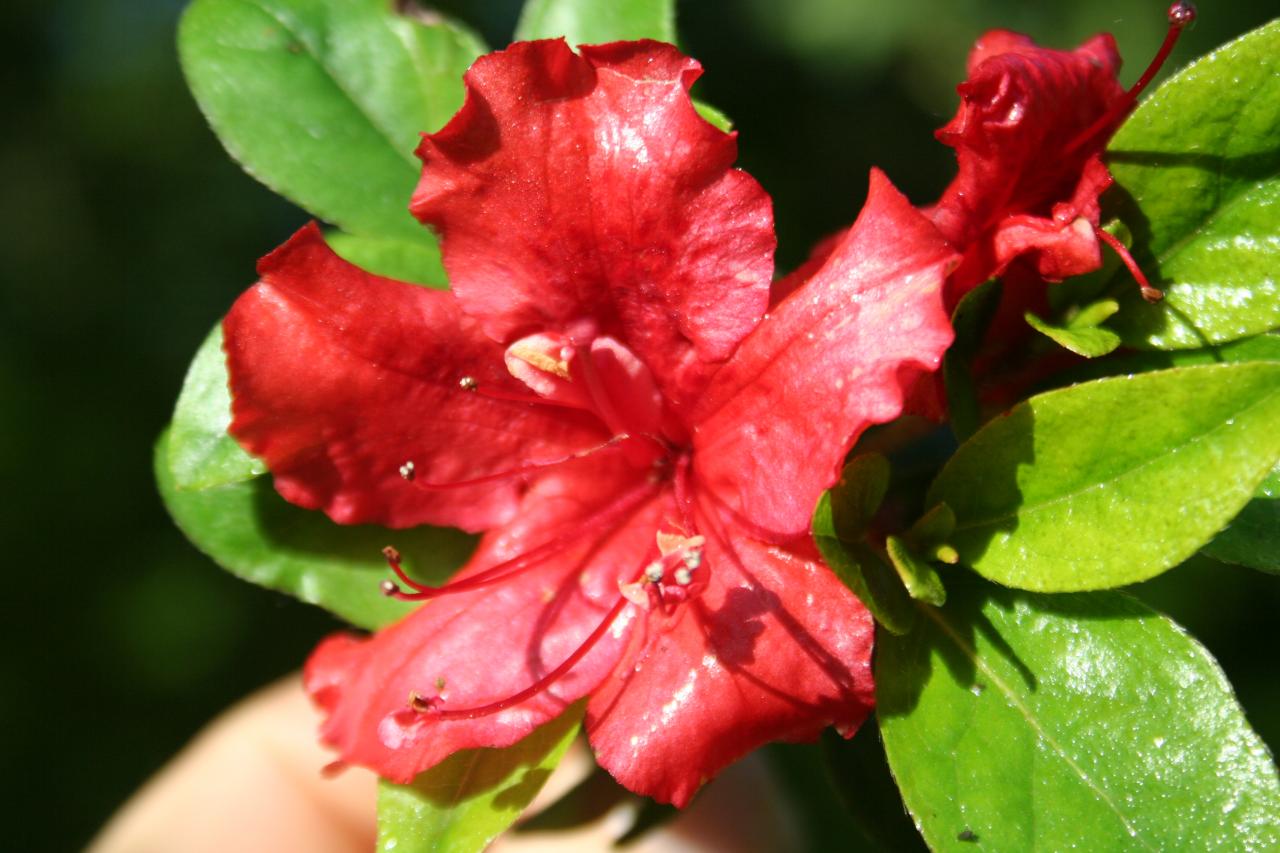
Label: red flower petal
xmin=411 ymin=40 xmax=775 ymax=410
xmin=692 ymin=170 xmax=956 ymax=538
xmin=224 ymin=224 xmax=605 ymax=531
xmin=928 ymin=31 xmax=1125 ymax=294
xmin=305 ymin=464 xmax=666 ymax=782
xmin=586 ymin=509 xmax=874 ymax=807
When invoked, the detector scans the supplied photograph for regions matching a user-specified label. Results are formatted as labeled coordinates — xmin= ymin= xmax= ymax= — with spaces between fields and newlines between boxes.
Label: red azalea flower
xmin=928 ymin=1 xmax=1197 ymax=303
xmin=223 ymin=40 xmax=955 ymax=806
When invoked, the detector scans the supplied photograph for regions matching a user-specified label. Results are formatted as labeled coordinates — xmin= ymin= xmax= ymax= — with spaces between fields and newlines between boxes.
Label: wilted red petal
xmin=305 ymin=465 xmax=667 ymax=782
xmin=224 ymin=224 xmax=605 ymax=531
xmin=586 ymin=508 xmax=874 ymax=807
xmin=411 ymin=40 xmax=775 ymax=410
xmin=692 ymin=170 xmax=956 ymax=538
xmin=928 ymin=31 xmax=1125 ymax=294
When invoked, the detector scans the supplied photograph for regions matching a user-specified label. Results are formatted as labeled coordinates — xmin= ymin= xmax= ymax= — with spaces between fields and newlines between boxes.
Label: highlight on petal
xmin=928 ymin=31 xmax=1125 ymax=293
xmin=411 ymin=39 xmax=776 ymax=408
xmin=692 ymin=170 xmax=956 ymax=539
xmin=586 ymin=512 xmax=874 ymax=807
xmin=224 ymin=223 xmax=605 ymax=531
xmin=306 ymin=466 xmax=667 ymax=783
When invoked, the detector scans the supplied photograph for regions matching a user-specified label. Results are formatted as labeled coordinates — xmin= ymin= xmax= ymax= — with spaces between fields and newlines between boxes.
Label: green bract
xmin=377 ymin=706 xmax=583 ymax=853
xmin=929 ymin=363 xmax=1280 ymax=591
xmin=179 ymin=0 xmax=483 ymax=243
xmin=878 ymin=583 xmax=1280 ymax=851
xmin=1024 ymin=299 xmax=1122 ymax=358
xmin=1108 ymin=20 xmax=1280 ymax=350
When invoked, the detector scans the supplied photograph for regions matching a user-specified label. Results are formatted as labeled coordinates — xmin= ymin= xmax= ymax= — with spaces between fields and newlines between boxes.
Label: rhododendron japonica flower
xmin=927 ymin=1 xmax=1197 ymax=302
xmin=223 ymin=39 xmax=955 ymax=806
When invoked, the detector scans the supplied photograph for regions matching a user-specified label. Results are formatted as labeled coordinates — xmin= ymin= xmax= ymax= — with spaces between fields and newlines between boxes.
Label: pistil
xmin=1063 ymin=1 xmax=1197 ymax=157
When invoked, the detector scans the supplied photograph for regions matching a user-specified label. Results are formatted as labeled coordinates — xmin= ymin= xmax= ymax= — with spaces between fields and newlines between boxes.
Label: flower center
xmin=375 ymin=334 xmax=703 ymax=722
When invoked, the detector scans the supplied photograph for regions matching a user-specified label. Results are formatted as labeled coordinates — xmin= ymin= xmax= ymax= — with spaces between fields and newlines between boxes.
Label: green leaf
xmin=377 ymin=704 xmax=583 ymax=853
xmin=1201 ymin=480 xmax=1280 ymax=574
xmin=943 ymin=278 xmax=1001 ymax=442
xmin=168 ymin=324 xmax=265 ymax=491
xmin=156 ymin=428 xmax=474 ymax=629
xmin=1106 ymin=20 xmax=1280 ymax=350
xmin=1047 ymin=331 xmax=1280 ymax=390
xmin=693 ymin=100 xmax=733 ymax=132
xmin=1025 ymin=299 xmax=1122 ymax=358
xmin=928 ymin=363 xmax=1280 ymax=591
xmin=515 ymin=0 xmax=675 ymax=44
xmin=812 ymin=454 xmax=915 ymax=633
xmin=878 ymin=582 xmax=1280 ymax=851
xmin=885 ymin=536 xmax=946 ymax=606
xmin=906 ymin=503 xmax=958 ymax=564
xmin=179 ymin=0 xmax=483 ymax=243
xmin=325 ymin=231 xmax=447 ymax=287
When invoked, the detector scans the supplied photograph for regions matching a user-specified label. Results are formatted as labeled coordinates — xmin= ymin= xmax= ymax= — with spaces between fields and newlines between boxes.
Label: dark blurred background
xmin=2 ymin=0 xmax=1276 ymax=848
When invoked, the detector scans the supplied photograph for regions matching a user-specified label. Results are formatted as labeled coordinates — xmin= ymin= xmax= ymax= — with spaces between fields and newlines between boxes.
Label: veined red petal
xmin=928 ymin=31 xmax=1125 ymax=294
xmin=305 ymin=466 xmax=667 ymax=783
xmin=586 ymin=509 xmax=874 ymax=807
xmin=411 ymin=39 xmax=775 ymax=410
xmin=224 ymin=224 xmax=605 ymax=531
xmin=692 ymin=170 xmax=956 ymax=539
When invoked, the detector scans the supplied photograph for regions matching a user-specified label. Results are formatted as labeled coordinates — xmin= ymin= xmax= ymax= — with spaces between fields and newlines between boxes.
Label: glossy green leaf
xmin=325 ymin=231 xmax=447 ymax=287
xmin=1201 ymin=470 xmax=1280 ymax=574
xmin=1048 ymin=331 xmax=1280 ymax=390
xmin=878 ymin=582 xmax=1280 ymax=851
xmin=943 ymin=278 xmax=1001 ymax=442
xmin=1107 ymin=20 xmax=1280 ymax=350
xmin=928 ymin=363 xmax=1280 ymax=591
xmin=156 ymin=429 xmax=474 ymax=630
xmin=168 ymin=324 xmax=266 ymax=491
xmin=377 ymin=704 xmax=583 ymax=853
xmin=515 ymin=0 xmax=675 ymax=44
xmin=1024 ymin=299 xmax=1122 ymax=358
xmin=885 ymin=536 xmax=946 ymax=606
xmin=179 ymin=0 xmax=483 ymax=243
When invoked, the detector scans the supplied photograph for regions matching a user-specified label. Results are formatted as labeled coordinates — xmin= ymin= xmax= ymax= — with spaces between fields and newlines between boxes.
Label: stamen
xmin=417 ymin=595 xmax=631 ymax=720
xmin=403 ymin=434 xmax=632 ymax=492
xmin=1095 ymin=225 xmax=1163 ymax=302
xmin=381 ymin=482 xmax=658 ymax=599
xmin=1064 ymin=2 xmax=1196 ymax=156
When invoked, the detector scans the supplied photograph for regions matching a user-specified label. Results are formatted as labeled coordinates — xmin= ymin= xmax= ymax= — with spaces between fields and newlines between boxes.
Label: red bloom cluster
xmin=224 ymin=40 xmax=954 ymax=805
xmin=221 ymin=3 xmax=1191 ymax=807
xmin=930 ymin=1 xmax=1196 ymax=304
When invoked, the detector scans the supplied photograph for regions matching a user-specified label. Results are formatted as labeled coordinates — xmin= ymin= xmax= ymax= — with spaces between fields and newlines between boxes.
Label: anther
xmin=644 ymin=562 xmax=664 ymax=584
xmin=380 ymin=579 xmax=400 ymax=597
xmin=1167 ymin=1 xmax=1196 ymax=28
xmin=674 ymin=567 xmax=692 ymax=586
xmin=683 ymin=550 xmax=703 ymax=571
xmin=399 ymin=460 xmax=416 ymax=481
xmin=458 ymin=376 xmax=478 ymax=391
xmin=408 ymin=692 xmax=434 ymax=713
